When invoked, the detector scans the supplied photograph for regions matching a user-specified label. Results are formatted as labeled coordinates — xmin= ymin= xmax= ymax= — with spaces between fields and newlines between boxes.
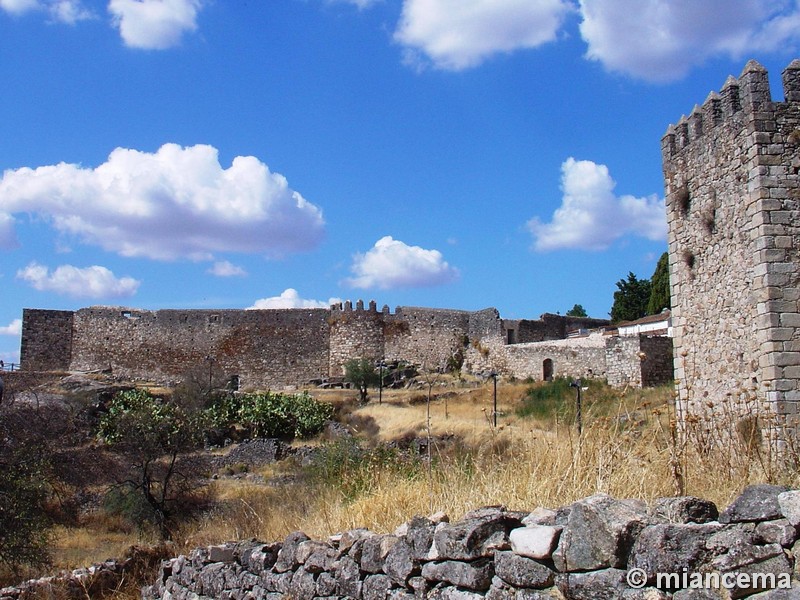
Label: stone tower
xmin=663 ymin=59 xmax=800 ymax=444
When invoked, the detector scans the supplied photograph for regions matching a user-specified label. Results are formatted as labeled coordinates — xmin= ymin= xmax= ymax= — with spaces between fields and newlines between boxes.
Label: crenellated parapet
xmin=662 ymin=60 xmax=800 ymax=161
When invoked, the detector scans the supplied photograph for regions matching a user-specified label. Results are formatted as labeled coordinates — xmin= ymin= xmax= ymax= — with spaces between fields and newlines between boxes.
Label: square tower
xmin=663 ymin=60 xmax=800 ymax=445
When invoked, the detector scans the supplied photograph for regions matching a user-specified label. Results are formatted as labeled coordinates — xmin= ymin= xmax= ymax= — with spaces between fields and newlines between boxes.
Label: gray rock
xmin=384 ymin=538 xmax=418 ymax=586
xmin=207 ymin=544 xmax=236 ymax=563
xmin=556 ymin=568 xmax=628 ymax=600
xmin=260 ymin=570 xmax=292 ymax=594
xmin=405 ymin=516 xmax=437 ymax=560
xmin=301 ymin=543 xmax=337 ymax=573
xmin=273 ymin=531 xmax=310 ymax=573
xmin=671 ymin=589 xmax=722 ymax=600
xmin=340 ymin=527 xmax=374 ymax=554
xmin=335 ymin=555 xmax=363 ymax=598
xmin=650 ymin=496 xmax=719 ymax=524
xmin=288 ymin=567 xmax=316 ymax=600
xmin=421 ymin=559 xmax=494 ymax=591
xmin=747 ymin=586 xmax=800 ymax=599
xmin=779 ymin=491 xmax=800 ymax=527
xmin=629 ymin=522 xmax=724 ymax=583
xmin=363 ymin=573 xmax=394 ymax=600
xmin=198 ymin=562 xmax=229 ymax=597
xmin=720 ymin=485 xmax=790 ymax=524
xmin=433 ymin=508 xmax=517 ymax=561
xmin=715 ymin=551 xmax=793 ymax=599
xmin=361 ymin=534 xmax=399 ymax=574
xmin=494 ymin=551 xmax=555 ymax=589
xmin=510 ymin=525 xmax=562 ymax=560
xmin=486 ymin=576 xmax=556 ymax=600
xmin=553 ymin=494 xmax=650 ymax=572
xmin=756 ymin=519 xmax=799 ymax=547
xmin=427 ymin=584 xmax=486 ymax=599
xmin=240 ymin=543 xmax=280 ymax=573
xmin=315 ymin=571 xmax=337 ymax=597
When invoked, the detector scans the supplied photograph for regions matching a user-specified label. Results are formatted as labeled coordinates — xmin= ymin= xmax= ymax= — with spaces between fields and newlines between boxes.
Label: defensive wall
xmin=19 ymin=303 xmax=671 ymax=390
xmin=663 ymin=59 xmax=800 ymax=443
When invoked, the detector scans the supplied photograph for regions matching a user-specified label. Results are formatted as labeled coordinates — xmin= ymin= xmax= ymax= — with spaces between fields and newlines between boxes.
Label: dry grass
xmin=172 ymin=380 xmax=800 ymax=551
xmin=26 ymin=377 xmax=800 ymax=591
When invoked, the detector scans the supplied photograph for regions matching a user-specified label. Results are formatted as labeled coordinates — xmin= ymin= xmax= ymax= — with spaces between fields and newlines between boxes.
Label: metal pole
xmin=379 ymin=360 xmax=384 ymax=404
xmin=491 ymin=372 xmax=498 ymax=427
xmin=571 ymin=379 xmax=582 ymax=436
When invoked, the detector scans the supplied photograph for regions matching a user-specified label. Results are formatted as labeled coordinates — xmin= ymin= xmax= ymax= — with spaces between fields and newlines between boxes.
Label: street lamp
xmin=489 ymin=371 xmax=498 ymax=427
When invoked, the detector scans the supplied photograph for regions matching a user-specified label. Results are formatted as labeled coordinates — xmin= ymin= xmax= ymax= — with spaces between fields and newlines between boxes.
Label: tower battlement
xmin=662 ymin=60 xmax=800 ymax=161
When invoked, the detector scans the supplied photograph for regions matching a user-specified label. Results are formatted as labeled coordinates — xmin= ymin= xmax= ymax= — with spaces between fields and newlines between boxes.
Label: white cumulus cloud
xmin=0 ymin=319 xmax=22 ymax=336
xmin=0 ymin=0 xmax=92 ymax=22
xmin=248 ymin=288 xmax=342 ymax=310
xmin=16 ymin=262 xmax=141 ymax=298
xmin=527 ymin=158 xmax=666 ymax=252
xmin=394 ymin=0 xmax=573 ymax=70
xmin=109 ymin=0 xmax=202 ymax=50
xmin=207 ymin=260 xmax=247 ymax=277
xmin=327 ymin=0 xmax=379 ymax=8
xmin=345 ymin=236 xmax=459 ymax=289
xmin=0 ymin=143 xmax=325 ymax=261
xmin=578 ymin=0 xmax=800 ymax=81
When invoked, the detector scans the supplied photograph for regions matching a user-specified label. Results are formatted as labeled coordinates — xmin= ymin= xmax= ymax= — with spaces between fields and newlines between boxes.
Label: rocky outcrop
xmin=142 ymin=485 xmax=800 ymax=599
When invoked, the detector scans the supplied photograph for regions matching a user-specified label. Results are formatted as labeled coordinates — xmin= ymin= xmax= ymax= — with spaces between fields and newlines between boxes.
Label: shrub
xmin=305 ymin=438 xmax=422 ymax=502
xmin=206 ymin=391 xmax=333 ymax=440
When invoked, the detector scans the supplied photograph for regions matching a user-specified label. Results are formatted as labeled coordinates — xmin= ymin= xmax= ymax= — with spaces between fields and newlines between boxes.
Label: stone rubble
xmin=138 ymin=485 xmax=800 ymax=599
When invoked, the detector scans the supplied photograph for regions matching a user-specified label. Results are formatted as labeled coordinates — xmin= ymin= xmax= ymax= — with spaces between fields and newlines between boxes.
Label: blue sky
xmin=1 ymin=0 xmax=799 ymax=364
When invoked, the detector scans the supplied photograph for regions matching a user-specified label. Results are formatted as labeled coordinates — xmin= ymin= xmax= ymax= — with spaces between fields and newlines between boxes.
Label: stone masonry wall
xmin=69 ymin=307 xmax=331 ymax=390
xmin=141 ymin=484 xmax=800 ymax=600
xmin=606 ymin=335 xmax=674 ymax=389
xmin=663 ymin=60 xmax=800 ymax=440
xmin=19 ymin=308 xmax=74 ymax=372
xmin=501 ymin=333 xmax=608 ymax=382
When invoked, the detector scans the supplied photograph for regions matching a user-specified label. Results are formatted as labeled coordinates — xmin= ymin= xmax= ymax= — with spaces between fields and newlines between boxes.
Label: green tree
xmin=610 ymin=272 xmax=652 ymax=323
xmin=98 ymin=389 xmax=205 ymax=539
xmin=344 ymin=358 xmax=381 ymax=404
xmin=566 ymin=304 xmax=588 ymax=317
xmin=647 ymin=251 xmax=671 ymax=315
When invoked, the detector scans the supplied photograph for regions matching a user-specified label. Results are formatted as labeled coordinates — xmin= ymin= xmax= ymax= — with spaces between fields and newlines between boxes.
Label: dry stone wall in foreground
xmin=142 ymin=484 xmax=800 ymax=600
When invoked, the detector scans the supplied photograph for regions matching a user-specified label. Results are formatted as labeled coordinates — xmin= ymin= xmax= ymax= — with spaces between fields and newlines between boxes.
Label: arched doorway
xmin=543 ymin=358 xmax=554 ymax=382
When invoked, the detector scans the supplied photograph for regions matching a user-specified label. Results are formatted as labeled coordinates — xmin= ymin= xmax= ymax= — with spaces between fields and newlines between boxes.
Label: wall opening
xmin=543 ymin=358 xmax=554 ymax=382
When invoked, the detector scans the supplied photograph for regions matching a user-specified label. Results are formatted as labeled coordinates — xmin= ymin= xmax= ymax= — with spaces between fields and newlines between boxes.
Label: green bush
xmin=305 ymin=438 xmax=422 ymax=502
xmin=205 ymin=391 xmax=333 ymax=440
xmin=516 ymin=377 xmax=579 ymax=421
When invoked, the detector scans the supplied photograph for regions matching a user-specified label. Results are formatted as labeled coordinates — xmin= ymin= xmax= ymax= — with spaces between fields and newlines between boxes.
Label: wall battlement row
xmin=662 ymin=59 xmax=800 ymax=160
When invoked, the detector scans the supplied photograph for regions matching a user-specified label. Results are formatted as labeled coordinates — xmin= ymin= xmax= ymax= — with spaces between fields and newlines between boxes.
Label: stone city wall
xmin=19 ymin=304 xmax=668 ymax=390
xmin=141 ymin=484 xmax=800 ymax=600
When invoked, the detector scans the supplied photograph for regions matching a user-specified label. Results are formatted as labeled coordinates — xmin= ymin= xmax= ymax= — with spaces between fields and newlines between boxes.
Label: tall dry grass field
xmin=174 ymin=378 xmax=800 ymax=553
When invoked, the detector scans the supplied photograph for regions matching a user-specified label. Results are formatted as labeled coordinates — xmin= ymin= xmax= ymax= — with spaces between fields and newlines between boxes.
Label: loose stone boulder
xmin=720 ymin=484 xmax=790 ymax=524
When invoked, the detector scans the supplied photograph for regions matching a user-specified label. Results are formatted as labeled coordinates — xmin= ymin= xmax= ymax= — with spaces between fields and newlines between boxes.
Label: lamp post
xmin=489 ymin=371 xmax=498 ymax=427
xmin=570 ymin=378 xmax=582 ymax=436
xmin=378 ymin=360 xmax=385 ymax=405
